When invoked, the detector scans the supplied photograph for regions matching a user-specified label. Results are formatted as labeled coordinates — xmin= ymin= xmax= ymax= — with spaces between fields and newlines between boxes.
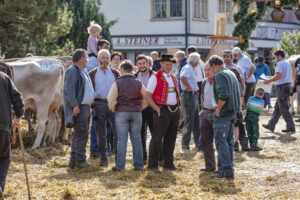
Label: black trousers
xmin=148 ymin=105 xmax=180 ymax=168
xmin=235 ymin=112 xmax=249 ymax=149
xmin=0 ymin=130 xmax=11 ymax=191
xmin=70 ymin=105 xmax=90 ymax=163
xmin=94 ymin=101 xmax=117 ymax=161
xmin=141 ymin=106 xmax=154 ymax=161
xmin=268 ymin=84 xmax=295 ymax=130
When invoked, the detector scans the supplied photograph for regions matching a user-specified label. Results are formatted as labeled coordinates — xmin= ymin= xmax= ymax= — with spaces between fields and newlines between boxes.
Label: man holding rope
xmin=0 ymin=71 xmax=24 ymax=198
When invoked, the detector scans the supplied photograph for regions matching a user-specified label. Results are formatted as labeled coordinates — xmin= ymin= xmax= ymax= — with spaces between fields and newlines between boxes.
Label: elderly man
xmin=263 ymin=50 xmax=295 ymax=133
xmin=0 ymin=72 xmax=24 ymax=198
xmin=180 ymin=52 xmax=201 ymax=150
xmin=209 ymin=55 xmax=241 ymax=179
xmin=108 ymin=60 xmax=146 ymax=171
xmin=64 ymin=49 xmax=94 ymax=169
xmin=134 ymin=54 xmax=154 ymax=164
xmin=223 ymin=50 xmax=250 ymax=151
xmin=89 ymin=49 xmax=120 ymax=166
xmin=145 ymin=55 xmax=181 ymax=173
xmin=175 ymin=50 xmax=188 ymax=92
xmin=151 ymin=51 xmax=161 ymax=72
xmin=232 ymin=47 xmax=256 ymax=106
xmin=199 ymin=62 xmax=217 ymax=172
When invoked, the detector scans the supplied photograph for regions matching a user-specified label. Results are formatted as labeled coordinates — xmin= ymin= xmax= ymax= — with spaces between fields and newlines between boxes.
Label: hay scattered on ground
xmin=4 ymin=109 xmax=300 ymax=199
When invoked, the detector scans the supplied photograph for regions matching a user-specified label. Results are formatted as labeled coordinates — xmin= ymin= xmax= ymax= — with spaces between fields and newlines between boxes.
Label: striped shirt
xmin=246 ymin=96 xmax=264 ymax=114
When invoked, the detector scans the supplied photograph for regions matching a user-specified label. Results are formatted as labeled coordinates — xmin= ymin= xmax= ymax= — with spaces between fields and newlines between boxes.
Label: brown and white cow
xmin=4 ymin=57 xmax=65 ymax=148
xmin=288 ymin=55 xmax=300 ymax=115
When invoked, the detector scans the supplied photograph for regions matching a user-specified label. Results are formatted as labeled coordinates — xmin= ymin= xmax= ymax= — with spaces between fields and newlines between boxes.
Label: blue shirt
xmin=180 ymin=63 xmax=199 ymax=91
xmin=94 ymin=68 xmax=116 ymax=99
xmin=86 ymin=56 xmax=99 ymax=72
xmin=246 ymin=96 xmax=264 ymax=116
xmin=274 ymin=59 xmax=292 ymax=86
xmin=254 ymin=62 xmax=271 ymax=83
xmin=237 ymin=54 xmax=256 ymax=83
xmin=80 ymin=68 xmax=94 ymax=105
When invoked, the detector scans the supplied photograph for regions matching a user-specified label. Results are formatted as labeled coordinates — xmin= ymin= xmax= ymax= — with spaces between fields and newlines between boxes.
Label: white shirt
xmin=147 ymin=72 xmax=177 ymax=105
xmin=237 ymin=54 xmax=256 ymax=83
xmin=274 ymin=59 xmax=292 ymax=85
xmin=202 ymin=79 xmax=217 ymax=109
xmin=80 ymin=68 xmax=94 ymax=105
xmin=195 ymin=59 xmax=205 ymax=82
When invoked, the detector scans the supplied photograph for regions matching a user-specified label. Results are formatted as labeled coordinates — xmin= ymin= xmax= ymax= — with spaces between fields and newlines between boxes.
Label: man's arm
xmin=8 ymin=76 xmax=24 ymax=119
xmin=107 ymin=82 xmax=118 ymax=112
xmin=216 ymin=100 xmax=226 ymax=117
xmin=144 ymin=92 xmax=160 ymax=116
xmin=64 ymin=68 xmax=79 ymax=108
xmin=263 ymin=72 xmax=282 ymax=85
xmin=246 ymin=65 xmax=256 ymax=81
xmin=180 ymin=76 xmax=194 ymax=95
xmin=141 ymin=85 xmax=148 ymax=110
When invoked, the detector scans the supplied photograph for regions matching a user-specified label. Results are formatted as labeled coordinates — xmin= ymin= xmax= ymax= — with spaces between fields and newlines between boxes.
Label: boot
xmin=75 ymin=161 xmax=90 ymax=168
xmin=234 ymin=141 xmax=239 ymax=151
xmin=250 ymin=145 xmax=263 ymax=151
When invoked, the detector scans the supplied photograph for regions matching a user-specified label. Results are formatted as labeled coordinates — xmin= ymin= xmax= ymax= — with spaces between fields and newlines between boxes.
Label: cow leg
xmin=24 ymin=110 xmax=34 ymax=131
xmin=32 ymin=106 xmax=49 ymax=149
xmin=43 ymin=114 xmax=54 ymax=147
xmin=290 ymin=95 xmax=296 ymax=116
xmin=54 ymin=111 xmax=61 ymax=143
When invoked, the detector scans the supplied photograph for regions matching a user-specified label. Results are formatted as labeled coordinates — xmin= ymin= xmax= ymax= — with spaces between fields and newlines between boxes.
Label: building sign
xmin=113 ymin=36 xmax=185 ymax=49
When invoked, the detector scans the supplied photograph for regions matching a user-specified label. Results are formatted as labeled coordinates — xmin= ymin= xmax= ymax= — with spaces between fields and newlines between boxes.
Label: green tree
xmin=0 ymin=0 xmax=73 ymax=58
xmin=59 ymin=0 xmax=117 ymax=50
xmin=279 ymin=31 xmax=300 ymax=57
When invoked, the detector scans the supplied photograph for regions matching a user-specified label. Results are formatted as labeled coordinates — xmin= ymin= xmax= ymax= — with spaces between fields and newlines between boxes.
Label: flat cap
xmin=222 ymin=50 xmax=232 ymax=56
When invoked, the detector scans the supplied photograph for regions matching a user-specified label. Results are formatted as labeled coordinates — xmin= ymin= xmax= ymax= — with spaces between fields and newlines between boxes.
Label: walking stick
xmin=13 ymin=125 xmax=32 ymax=200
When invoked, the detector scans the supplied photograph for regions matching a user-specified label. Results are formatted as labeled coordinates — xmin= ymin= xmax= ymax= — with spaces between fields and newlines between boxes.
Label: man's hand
xmin=291 ymin=82 xmax=296 ymax=89
xmin=263 ymin=79 xmax=272 ymax=85
xmin=73 ymin=106 xmax=80 ymax=116
xmin=187 ymin=87 xmax=194 ymax=95
xmin=13 ymin=118 xmax=22 ymax=127
xmin=216 ymin=108 xmax=221 ymax=117
xmin=155 ymin=106 xmax=161 ymax=117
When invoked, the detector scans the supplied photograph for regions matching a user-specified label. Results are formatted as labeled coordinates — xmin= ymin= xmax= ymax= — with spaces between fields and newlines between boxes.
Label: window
xmin=218 ymin=0 xmax=231 ymax=13
xmin=154 ymin=0 xmax=167 ymax=18
xmin=193 ymin=0 xmax=208 ymax=20
xmin=152 ymin=0 xmax=184 ymax=20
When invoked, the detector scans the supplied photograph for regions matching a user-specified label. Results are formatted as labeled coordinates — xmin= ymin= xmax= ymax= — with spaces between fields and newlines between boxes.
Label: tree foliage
xmin=277 ymin=31 xmax=300 ymax=57
xmin=58 ymin=0 xmax=117 ymax=50
xmin=0 ymin=0 xmax=73 ymax=58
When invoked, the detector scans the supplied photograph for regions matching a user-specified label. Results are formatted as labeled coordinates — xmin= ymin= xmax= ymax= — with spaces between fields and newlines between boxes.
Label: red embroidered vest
xmin=152 ymin=70 xmax=181 ymax=106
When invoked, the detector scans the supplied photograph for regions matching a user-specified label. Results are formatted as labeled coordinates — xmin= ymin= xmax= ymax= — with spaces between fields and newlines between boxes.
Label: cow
xmin=4 ymin=57 xmax=65 ymax=148
xmin=287 ymin=55 xmax=300 ymax=115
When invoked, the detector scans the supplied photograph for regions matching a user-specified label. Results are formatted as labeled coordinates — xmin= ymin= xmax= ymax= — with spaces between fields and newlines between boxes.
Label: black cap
xmin=159 ymin=55 xmax=176 ymax=63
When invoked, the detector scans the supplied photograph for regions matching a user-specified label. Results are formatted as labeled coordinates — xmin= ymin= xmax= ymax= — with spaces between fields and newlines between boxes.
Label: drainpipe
xmin=185 ymin=0 xmax=189 ymax=49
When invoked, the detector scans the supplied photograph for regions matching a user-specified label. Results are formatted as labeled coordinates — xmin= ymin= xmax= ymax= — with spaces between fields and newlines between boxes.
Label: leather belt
xmin=158 ymin=104 xmax=178 ymax=113
xmin=94 ymin=98 xmax=107 ymax=103
xmin=203 ymin=107 xmax=216 ymax=112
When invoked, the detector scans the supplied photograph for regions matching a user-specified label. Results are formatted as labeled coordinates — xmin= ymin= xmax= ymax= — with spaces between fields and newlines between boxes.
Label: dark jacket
xmin=0 ymin=72 xmax=24 ymax=134
xmin=63 ymin=64 xmax=85 ymax=128
xmin=176 ymin=57 xmax=188 ymax=81
xmin=213 ymin=68 xmax=241 ymax=117
xmin=115 ymin=74 xmax=143 ymax=112
xmin=152 ymin=60 xmax=161 ymax=72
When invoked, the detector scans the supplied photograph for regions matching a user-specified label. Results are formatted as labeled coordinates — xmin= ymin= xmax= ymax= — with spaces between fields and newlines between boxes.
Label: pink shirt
xmin=87 ymin=35 xmax=98 ymax=55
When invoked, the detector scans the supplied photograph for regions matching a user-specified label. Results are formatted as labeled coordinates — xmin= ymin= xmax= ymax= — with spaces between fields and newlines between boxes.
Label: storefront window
xmin=193 ymin=0 xmax=208 ymax=20
xmin=152 ymin=0 xmax=184 ymax=20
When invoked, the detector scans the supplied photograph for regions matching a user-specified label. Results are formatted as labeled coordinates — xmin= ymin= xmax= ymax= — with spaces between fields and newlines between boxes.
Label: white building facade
xmin=100 ymin=0 xmax=300 ymax=62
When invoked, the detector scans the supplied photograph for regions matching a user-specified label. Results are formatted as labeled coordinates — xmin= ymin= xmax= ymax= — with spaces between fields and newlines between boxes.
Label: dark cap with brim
xmin=159 ymin=55 xmax=176 ymax=63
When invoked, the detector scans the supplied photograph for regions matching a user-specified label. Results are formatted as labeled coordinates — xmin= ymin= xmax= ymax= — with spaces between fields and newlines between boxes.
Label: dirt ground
xmin=4 ymin=108 xmax=300 ymax=200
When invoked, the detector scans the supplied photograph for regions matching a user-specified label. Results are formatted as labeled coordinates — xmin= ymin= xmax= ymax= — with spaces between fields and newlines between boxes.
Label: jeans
xmin=181 ymin=91 xmax=200 ymax=148
xmin=90 ymin=109 xmax=99 ymax=155
xmin=213 ymin=113 xmax=235 ymax=174
xmin=115 ymin=112 xmax=143 ymax=170
xmin=265 ymin=93 xmax=271 ymax=107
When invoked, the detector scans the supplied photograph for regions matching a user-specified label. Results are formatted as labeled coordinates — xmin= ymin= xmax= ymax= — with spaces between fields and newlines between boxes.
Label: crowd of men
xmin=0 ymin=38 xmax=297 ymax=197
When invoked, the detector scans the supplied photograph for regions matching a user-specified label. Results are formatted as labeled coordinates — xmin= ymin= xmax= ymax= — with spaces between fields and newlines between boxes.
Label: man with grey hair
xmin=232 ymin=47 xmax=256 ymax=107
xmin=180 ymin=52 xmax=201 ymax=150
xmin=89 ymin=49 xmax=120 ymax=167
xmin=151 ymin=51 xmax=161 ymax=72
xmin=64 ymin=49 xmax=94 ymax=169
xmin=175 ymin=50 xmax=187 ymax=93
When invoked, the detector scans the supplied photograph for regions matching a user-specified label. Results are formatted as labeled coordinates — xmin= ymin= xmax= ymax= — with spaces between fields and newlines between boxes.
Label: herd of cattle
xmin=0 ymin=55 xmax=299 ymax=149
